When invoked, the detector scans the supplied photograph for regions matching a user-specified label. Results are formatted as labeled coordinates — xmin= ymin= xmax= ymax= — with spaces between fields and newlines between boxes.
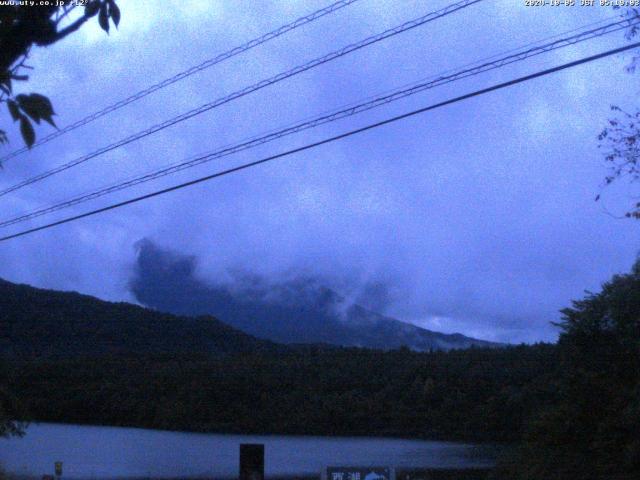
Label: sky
xmin=1 ymin=0 xmax=639 ymax=343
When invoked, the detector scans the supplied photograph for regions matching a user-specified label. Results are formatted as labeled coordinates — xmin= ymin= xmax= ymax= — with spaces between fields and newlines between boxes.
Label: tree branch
xmin=55 ymin=4 xmax=78 ymax=26
xmin=38 ymin=13 xmax=90 ymax=46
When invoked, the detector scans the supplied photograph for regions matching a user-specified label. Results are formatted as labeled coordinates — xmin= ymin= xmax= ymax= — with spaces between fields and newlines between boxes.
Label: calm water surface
xmin=0 ymin=423 xmax=497 ymax=478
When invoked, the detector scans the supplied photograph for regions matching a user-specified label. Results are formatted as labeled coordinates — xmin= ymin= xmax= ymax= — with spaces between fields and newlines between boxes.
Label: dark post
xmin=239 ymin=443 xmax=264 ymax=480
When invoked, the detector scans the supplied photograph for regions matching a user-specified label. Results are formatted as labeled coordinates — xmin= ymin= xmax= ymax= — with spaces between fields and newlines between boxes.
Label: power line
xmin=0 ymin=0 xmax=484 ymax=198
xmin=0 ymin=0 xmax=363 ymax=163
xmin=1 ymin=16 xmax=635 ymax=229
xmin=1 ymin=41 xmax=637 ymax=243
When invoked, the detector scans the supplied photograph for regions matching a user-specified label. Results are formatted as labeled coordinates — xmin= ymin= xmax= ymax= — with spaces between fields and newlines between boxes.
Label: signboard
xmin=396 ymin=468 xmax=491 ymax=480
xmin=395 ymin=469 xmax=435 ymax=480
xmin=54 ymin=462 xmax=63 ymax=477
xmin=239 ymin=443 xmax=264 ymax=480
xmin=326 ymin=467 xmax=392 ymax=480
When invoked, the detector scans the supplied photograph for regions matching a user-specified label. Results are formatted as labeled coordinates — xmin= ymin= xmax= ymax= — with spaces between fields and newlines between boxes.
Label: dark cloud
xmin=354 ymin=281 xmax=394 ymax=313
xmin=0 ymin=0 xmax=638 ymax=344
xmin=129 ymin=239 xmax=500 ymax=350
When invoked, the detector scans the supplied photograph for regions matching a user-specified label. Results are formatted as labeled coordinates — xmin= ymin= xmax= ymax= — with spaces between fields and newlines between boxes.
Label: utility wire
xmin=1 ymin=41 xmax=638 ymax=243
xmin=0 ymin=0 xmax=362 ymax=163
xmin=0 ymin=0 xmax=484 ymax=198
xmin=1 ymin=16 xmax=635 ymax=229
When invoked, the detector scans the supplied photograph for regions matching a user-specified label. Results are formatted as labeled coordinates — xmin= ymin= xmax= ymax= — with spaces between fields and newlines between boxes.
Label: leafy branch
xmin=0 ymin=0 xmax=120 ymax=150
xmin=595 ymin=7 xmax=640 ymax=219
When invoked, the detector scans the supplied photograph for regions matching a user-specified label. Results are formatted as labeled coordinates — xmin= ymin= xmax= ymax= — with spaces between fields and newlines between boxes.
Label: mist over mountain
xmin=130 ymin=240 xmax=498 ymax=351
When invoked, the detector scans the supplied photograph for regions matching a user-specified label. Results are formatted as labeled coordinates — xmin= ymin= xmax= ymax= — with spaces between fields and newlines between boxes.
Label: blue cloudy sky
xmin=0 ymin=0 xmax=639 ymax=343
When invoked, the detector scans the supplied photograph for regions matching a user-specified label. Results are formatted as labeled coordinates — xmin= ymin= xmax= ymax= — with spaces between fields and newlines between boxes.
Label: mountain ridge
xmin=0 ymin=277 xmax=282 ymax=358
xmin=130 ymin=240 xmax=499 ymax=351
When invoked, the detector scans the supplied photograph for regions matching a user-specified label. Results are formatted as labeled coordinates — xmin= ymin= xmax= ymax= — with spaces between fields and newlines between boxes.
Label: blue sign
xmin=327 ymin=467 xmax=391 ymax=480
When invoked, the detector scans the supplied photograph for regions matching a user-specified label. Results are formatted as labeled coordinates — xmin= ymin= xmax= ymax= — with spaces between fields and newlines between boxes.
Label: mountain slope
xmin=0 ymin=278 xmax=280 ymax=358
xmin=130 ymin=240 xmax=499 ymax=351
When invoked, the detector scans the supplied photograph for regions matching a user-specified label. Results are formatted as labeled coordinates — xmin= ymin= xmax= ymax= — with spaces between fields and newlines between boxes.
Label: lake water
xmin=0 ymin=423 xmax=497 ymax=479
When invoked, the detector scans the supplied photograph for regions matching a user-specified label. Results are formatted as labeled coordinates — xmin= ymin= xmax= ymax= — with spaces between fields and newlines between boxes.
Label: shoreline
xmin=8 ymin=420 xmax=509 ymax=447
xmin=6 ymin=470 xmax=493 ymax=480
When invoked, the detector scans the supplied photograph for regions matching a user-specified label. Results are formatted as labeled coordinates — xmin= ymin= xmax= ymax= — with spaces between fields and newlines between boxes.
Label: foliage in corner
xmin=598 ymin=105 xmax=640 ymax=218
xmin=0 ymin=0 xmax=120 ymax=150
xmin=497 ymin=258 xmax=640 ymax=479
xmin=596 ymin=7 xmax=640 ymax=218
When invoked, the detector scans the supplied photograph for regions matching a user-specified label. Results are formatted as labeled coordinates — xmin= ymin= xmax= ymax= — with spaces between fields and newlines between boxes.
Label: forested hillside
xmin=0 ymin=276 xmax=556 ymax=443
xmin=0 ymin=276 xmax=555 ymax=443
xmin=0 ymin=278 xmax=281 ymax=358
xmin=4 ymin=345 xmax=557 ymax=443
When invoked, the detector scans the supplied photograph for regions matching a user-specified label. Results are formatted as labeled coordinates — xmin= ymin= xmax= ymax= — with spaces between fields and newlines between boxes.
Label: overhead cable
xmin=0 ymin=0 xmax=484 ymax=197
xmin=1 ymin=40 xmax=638 ymax=242
xmin=1 ymin=16 xmax=635 ymax=229
xmin=0 ymin=0 xmax=363 ymax=163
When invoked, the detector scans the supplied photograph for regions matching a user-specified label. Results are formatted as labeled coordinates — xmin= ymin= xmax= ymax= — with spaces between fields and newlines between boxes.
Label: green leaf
xmin=109 ymin=0 xmax=121 ymax=28
xmin=19 ymin=117 xmax=35 ymax=148
xmin=42 ymin=114 xmax=56 ymax=128
xmin=15 ymin=93 xmax=56 ymax=127
xmin=29 ymin=93 xmax=55 ymax=115
xmin=0 ymin=129 xmax=7 ymax=145
xmin=29 ymin=93 xmax=55 ymax=126
xmin=7 ymin=100 xmax=20 ymax=121
xmin=99 ymin=3 xmax=110 ymax=33
xmin=19 ymin=103 xmax=39 ymax=124
xmin=16 ymin=94 xmax=40 ymax=124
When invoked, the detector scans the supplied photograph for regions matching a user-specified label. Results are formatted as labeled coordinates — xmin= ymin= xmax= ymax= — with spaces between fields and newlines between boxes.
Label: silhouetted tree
xmin=501 ymin=258 xmax=640 ymax=479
